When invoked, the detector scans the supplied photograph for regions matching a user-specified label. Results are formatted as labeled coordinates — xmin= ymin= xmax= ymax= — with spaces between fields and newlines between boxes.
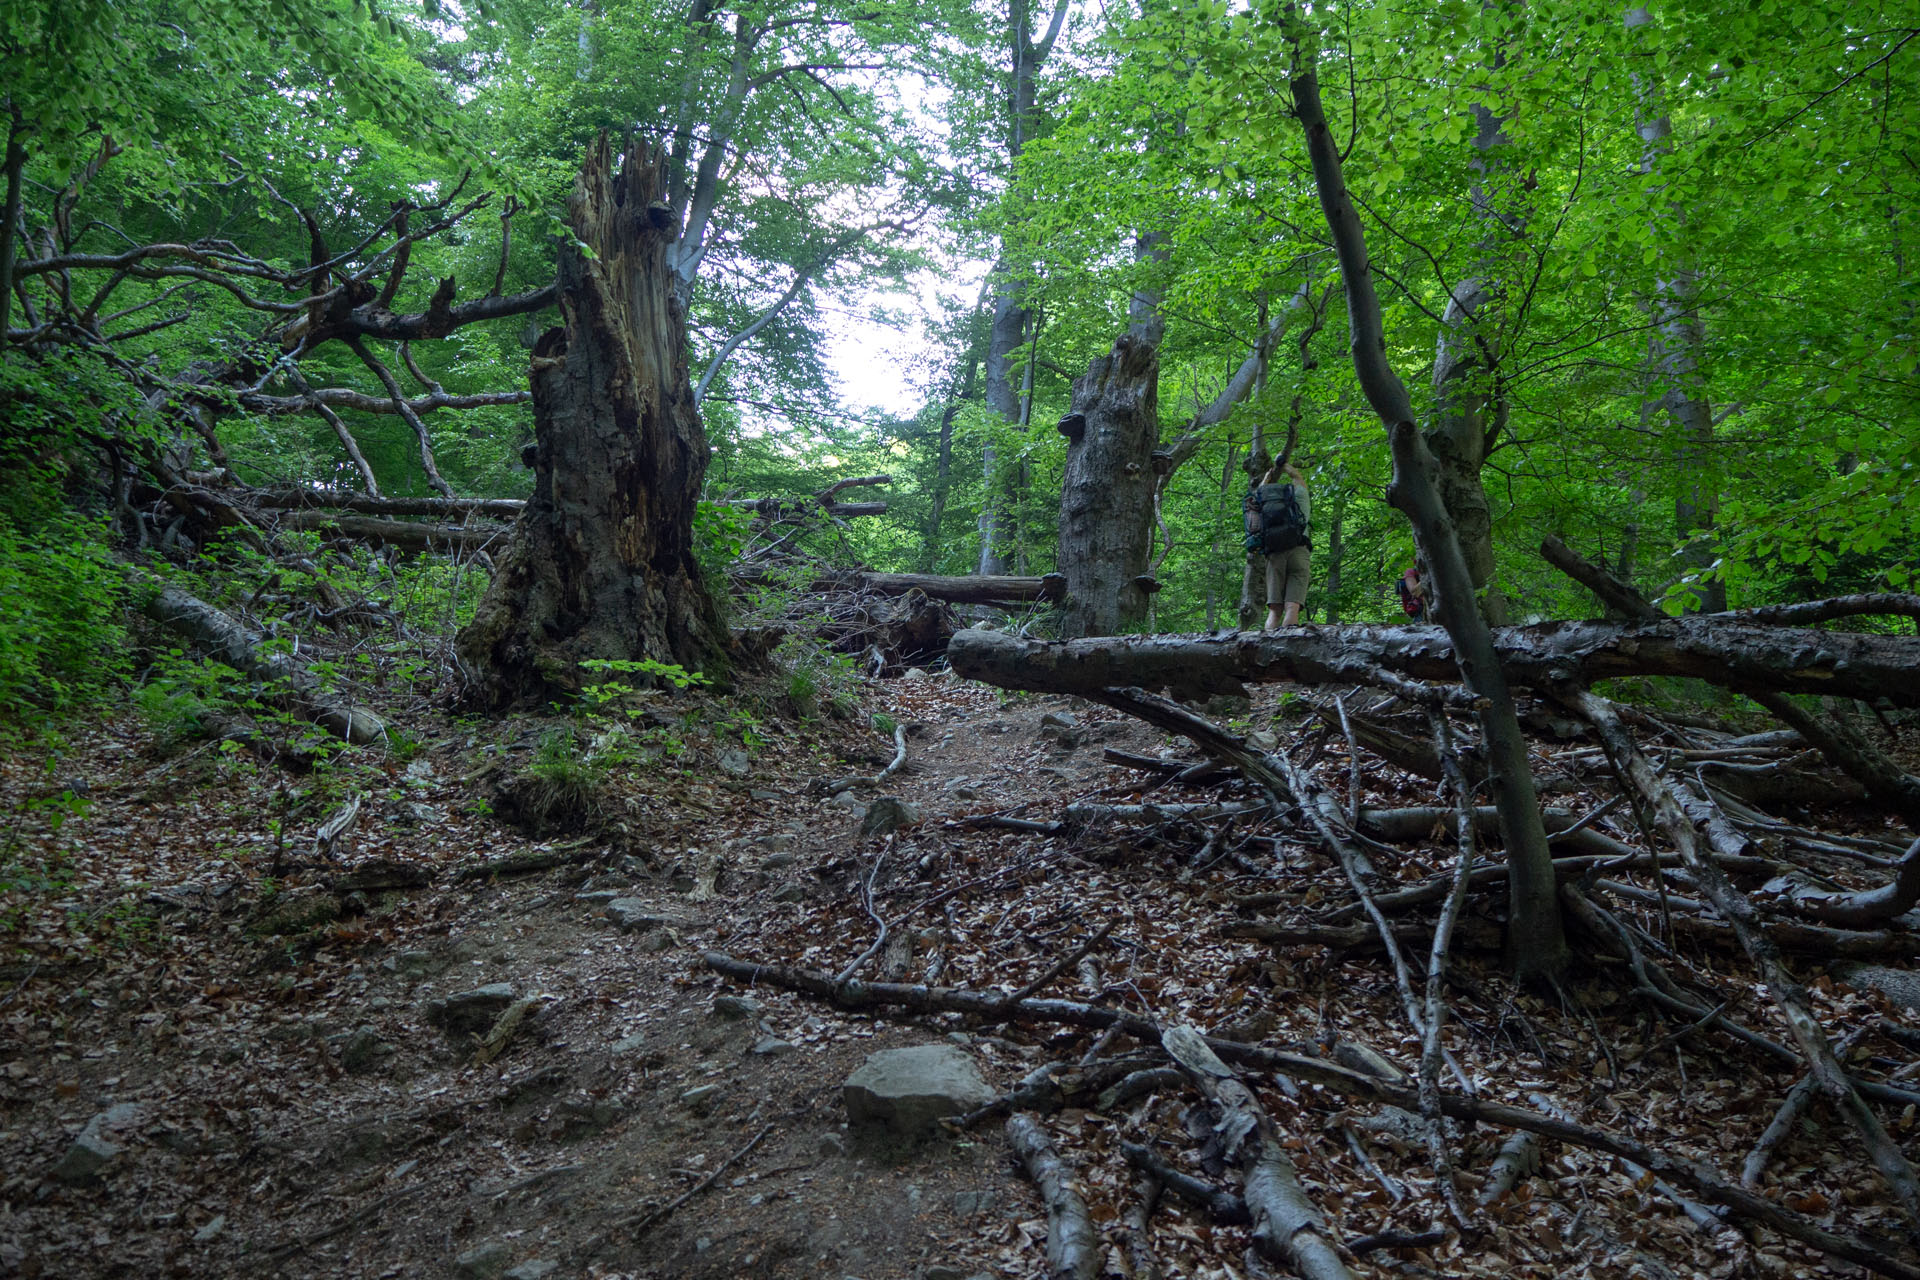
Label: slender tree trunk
xmin=0 ymin=112 xmax=25 ymax=347
xmin=1322 ymin=491 xmax=1344 ymax=623
xmin=1288 ymin=24 xmax=1567 ymax=980
xmin=1628 ymin=6 xmax=1725 ymax=613
xmin=926 ymin=335 xmax=983 ymax=572
xmin=457 ymin=136 xmax=734 ymax=705
xmin=1056 ymin=334 xmax=1160 ymax=639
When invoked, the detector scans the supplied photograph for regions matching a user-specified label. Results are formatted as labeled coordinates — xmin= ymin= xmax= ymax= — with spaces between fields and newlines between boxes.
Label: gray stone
xmin=771 ymin=882 xmax=808 ymax=904
xmin=763 ymin=851 xmax=797 ymax=869
xmin=393 ymin=950 xmax=435 ymax=977
xmin=50 ymin=1103 xmax=142 ymax=1185
xmin=826 ymin=791 xmax=867 ymax=819
xmin=756 ymin=833 xmax=796 ymax=853
xmin=636 ymin=929 xmax=675 ymax=952
xmin=750 ymin=789 xmax=783 ymax=802
xmin=681 ymin=1084 xmax=723 ymax=1105
xmin=925 ymin=1267 xmax=969 ymax=1280
xmin=1247 ymin=730 xmax=1279 ymax=751
xmin=610 ymin=1032 xmax=648 ymax=1056
xmin=1039 ymin=711 xmax=1078 ymax=731
xmin=193 ymin=1214 xmax=227 ymax=1244
xmin=604 ymin=899 xmax=675 ymax=932
xmin=335 ymin=1026 xmax=386 ymax=1074
xmin=504 ymin=1262 xmax=559 ymax=1280
xmin=575 ymin=889 xmax=622 ymax=904
xmin=427 ymin=983 xmax=516 ymax=1035
xmin=843 ymin=1045 xmax=995 ymax=1142
xmin=406 ymin=802 xmax=447 ymax=825
xmin=818 ymin=1131 xmax=849 ymax=1157
xmin=713 ymin=995 xmax=766 ymax=1020
xmin=951 ymin=1190 xmax=997 ymax=1217
xmin=751 ymin=1037 xmax=796 ymax=1056
xmin=717 ymin=748 xmax=752 ymax=778
xmin=859 ymin=797 xmax=923 ymax=837
xmin=902 ymin=667 xmax=929 ymax=680
xmin=455 ymin=1240 xmax=511 ymax=1279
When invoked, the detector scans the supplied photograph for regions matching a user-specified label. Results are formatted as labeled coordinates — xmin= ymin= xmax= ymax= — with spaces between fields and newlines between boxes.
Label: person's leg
xmin=1281 ymin=545 xmax=1311 ymax=626
xmin=1263 ymin=554 xmax=1284 ymax=630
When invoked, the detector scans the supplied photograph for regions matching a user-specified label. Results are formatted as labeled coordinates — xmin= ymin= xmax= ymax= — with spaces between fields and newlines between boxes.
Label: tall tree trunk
xmin=0 ymin=111 xmax=25 ymax=348
xmin=1288 ymin=24 xmax=1567 ymax=981
xmin=457 ymin=136 xmax=734 ymax=705
xmin=1628 ymin=6 xmax=1725 ymax=613
xmin=978 ymin=0 xmax=1070 ymax=576
xmin=925 ymin=298 xmax=987 ymax=571
xmin=1322 ymin=491 xmax=1344 ymax=624
xmin=1056 ymin=334 xmax=1160 ymax=639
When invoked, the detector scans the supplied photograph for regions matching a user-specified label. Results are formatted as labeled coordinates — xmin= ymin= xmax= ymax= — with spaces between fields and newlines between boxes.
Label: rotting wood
xmin=1006 ymin=1113 xmax=1101 ymax=1280
xmin=1159 ymin=1025 xmax=1352 ymax=1280
xmin=946 ymin=618 xmax=1920 ymax=707
xmin=140 ymin=580 xmax=386 ymax=744
xmin=702 ymin=950 xmax=1920 ymax=1279
xmin=734 ymin=566 xmax=1067 ymax=605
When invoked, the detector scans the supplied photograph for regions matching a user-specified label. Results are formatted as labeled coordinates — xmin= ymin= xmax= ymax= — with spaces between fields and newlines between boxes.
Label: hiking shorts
xmin=1265 ymin=544 xmax=1311 ymax=607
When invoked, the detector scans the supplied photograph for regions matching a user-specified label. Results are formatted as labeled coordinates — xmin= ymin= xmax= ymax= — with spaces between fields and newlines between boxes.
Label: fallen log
xmin=946 ymin=618 xmax=1920 ymax=707
xmin=702 ymin=951 xmax=1920 ymax=1280
xmin=271 ymin=510 xmax=508 ymax=554
xmin=736 ymin=567 xmax=1066 ymax=605
xmin=1006 ymin=1113 xmax=1101 ymax=1280
xmin=139 ymin=580 xmax=385 ymax=744
xmin=244 ymin=487 xmax=526 ymax=520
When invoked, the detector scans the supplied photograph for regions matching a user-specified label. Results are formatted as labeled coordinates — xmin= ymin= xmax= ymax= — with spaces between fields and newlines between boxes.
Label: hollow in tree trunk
xmin=1055 ymin=334 xmax=1160 ymax=639
xmin=456 ymin=136 xmax=734 ymax=705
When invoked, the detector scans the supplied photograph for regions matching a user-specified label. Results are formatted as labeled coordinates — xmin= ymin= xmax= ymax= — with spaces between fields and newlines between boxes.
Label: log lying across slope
xmin=948 ymin=619 xmax=1920 ymax=707
xmin=735 ymin=568 xmax=1067 ymax=606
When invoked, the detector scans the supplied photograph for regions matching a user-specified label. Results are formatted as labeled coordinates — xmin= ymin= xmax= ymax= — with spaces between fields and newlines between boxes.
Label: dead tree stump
xmin=1055 ymin=333 xmax=1159 ymax=639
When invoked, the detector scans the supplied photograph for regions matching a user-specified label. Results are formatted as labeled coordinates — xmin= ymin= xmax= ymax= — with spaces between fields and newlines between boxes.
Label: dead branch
xmin=820 ymin=723 xmax=908 ymax=794
xmin=1119 ymin=1141 xmax=1251 ymax=1224
xmin=1743 ymin=1075 xmax=1818 ymax=1189
xmin=1775 ymin=836 xmax=1920 ymax=927
xmin=1568 ymin=686 xmax=1920 ymax=1227
xmin=1006 ymin=1113 xmax=1101 ymax=1280
xmin=703 ymin=950 xmax=1920 ymax=1279
xmin=1160 ymin=1026 xmax=1352 ymax=1280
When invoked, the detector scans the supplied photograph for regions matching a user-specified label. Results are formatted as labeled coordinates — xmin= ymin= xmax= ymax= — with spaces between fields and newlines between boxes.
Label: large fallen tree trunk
xmin=139 ymin=581 xmax=386 ymax=744
xmin=947 ymin=617 xmax=1920 ymax=707
xmin=246 ymin=488 xmax=527 ymax=520
xmin=271 ymin=511 xmax=509 ymax=555
xmin=735 ymin=567 xmax=1066 ymax=606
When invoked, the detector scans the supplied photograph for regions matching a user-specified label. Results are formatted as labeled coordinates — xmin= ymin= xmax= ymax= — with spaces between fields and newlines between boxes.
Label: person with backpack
xmin=1244 ymin=462 xmax=1312 ymax=630
xmin=1396 ymin=563 xmax=1429 ymax=621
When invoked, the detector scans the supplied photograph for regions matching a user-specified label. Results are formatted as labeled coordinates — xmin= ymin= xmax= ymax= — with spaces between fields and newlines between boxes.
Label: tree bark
xmin=947 ymin=617 xmax=1920 ymax=707
xmin=731 ymin=567 xmax=1064 ymax=605
xmin=456 ymin=136 xmax=734 ymax=704
xmin=1055 ymin=334 xmax=1159 ymax=638
xmin=1287 ymin=25 xmax=1566 ymax=979
xmin=0 ymin=110 xmax=24 ymax=348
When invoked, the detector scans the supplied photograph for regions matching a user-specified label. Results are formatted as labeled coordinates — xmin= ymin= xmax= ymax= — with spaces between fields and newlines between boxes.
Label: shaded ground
xmin=3 ymin=666 xmax=1918 ymax=1279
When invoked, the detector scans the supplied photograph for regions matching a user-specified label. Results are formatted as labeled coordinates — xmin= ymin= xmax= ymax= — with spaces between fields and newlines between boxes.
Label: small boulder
xmin=604 ymin=899 xmax=675 ymax=933
xmin=51 ymin=1105 xmax=141 ymax=1185
xmin=427 ymin=984 xmax=517 ymax=1036
xmin=712 ymin=994 xmax=766 ymax=1020
xmin=504 ymin=1263 xmax=559 ymax=1280
xmin=1038 ymin=711 xmax=1078 ymax=731
xmin=843 ymin=1045 xmax=995 ymax=1143
xmin=717 ymin=748 xmax=752 ymax=778
xmin=751 ymin=1037 xmax=796 ymax=1056
xmin=860 ymin=797 xmax=923 ymax=837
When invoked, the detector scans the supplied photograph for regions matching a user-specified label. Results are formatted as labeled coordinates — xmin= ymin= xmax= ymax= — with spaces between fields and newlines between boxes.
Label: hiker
xmin=1396 ymin=563 xmax=1429 ymax=621
xmin=1245 ymin=462 xmax=1311 ymax=630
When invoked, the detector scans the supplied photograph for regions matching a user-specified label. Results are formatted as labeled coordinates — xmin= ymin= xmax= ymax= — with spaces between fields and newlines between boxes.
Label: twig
xmin=1420 ymin=706 xmax=1479 ymax=1227
xmin=1334 ymin=692 xmax=1362 ymax=825
xmin=820 ymin=723 xmax=908 ymax=793
xmin=834 ymin=839 xmax=892 ymax=984
xmin=1743 ymin=1075 xmax=1818 ymax=1188
xmin=615 ymin=1123 xmax=773 ymax=1237
xmin=1347 ymin=1228 xmax=1448 ymax=1256
xmin=1003 ymin=921 xmax=1115 ymax=1006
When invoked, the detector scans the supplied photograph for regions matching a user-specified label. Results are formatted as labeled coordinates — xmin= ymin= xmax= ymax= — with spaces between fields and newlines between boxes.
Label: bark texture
xmin=1056 ymin=334 xmax=1160 ymax=638
xmin=946 ymin=618 xmax=1920 ymax=707
xmin=457 ymin=136 xmax=733 ymax=704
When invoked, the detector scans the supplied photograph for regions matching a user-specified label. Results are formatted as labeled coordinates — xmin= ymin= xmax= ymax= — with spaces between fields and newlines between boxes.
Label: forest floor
xmin=2 ymin=660 xmax=1918 ymax=1280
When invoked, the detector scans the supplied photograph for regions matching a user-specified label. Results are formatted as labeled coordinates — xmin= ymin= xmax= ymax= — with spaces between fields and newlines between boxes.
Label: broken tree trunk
xmin=732 ymin=567 xmax=1066 ymax=606
xmin=456 ymin=135 xmax=735 ymax=704
xmin=1055 ymin=333 xmax=1160 ymax=638
xmin=946 ymin=619 xmax=1920 ymax=708
xmin=271 ymin=511 xmax=508 ymax=555
xmin=140 ymin=581 xmax=385 ymax=744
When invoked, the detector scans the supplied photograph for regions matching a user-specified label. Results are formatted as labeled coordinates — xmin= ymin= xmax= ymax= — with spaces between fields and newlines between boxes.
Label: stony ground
xmin=3 ymin=664 xmax=1919 ymax=1280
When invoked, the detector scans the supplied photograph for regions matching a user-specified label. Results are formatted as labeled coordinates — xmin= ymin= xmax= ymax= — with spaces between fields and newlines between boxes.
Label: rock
xmin=574 ymin=889 xmax=622 ymax=904
xmin=826 ymin=791 xmax=867 ymax=819
xmin=763 ymin=851 xmax=796 ymax=869
xmin=751 ymin=1037 xmax=796 ymax=1056
xmin=610 ymin=1032 xmax=648 ymax=1056
xmin=951 ymin=1190 xmax=997 ymax=1217
xmin=902 ymin=666 xmax=929 ymax=680
xmin=770 ymin=882 xmax=808 ymax=903
xmin=1247 ymin=729 xmax=1279 ymax=751
xmin=455 ymin=1240 xmax=511 ymax=1279
xmin=681 ymin=1084 xmax=723 ymax=1107
xmin=712 ymin=995 xmax=766 ymax=1020
xmin=925 ymin=1267 xmax=969 ymax=1280
xmin=717 ymin=748 xmax=752 ymax=778
xmin=1204 ymin=693 xmax=1252 ymax=718
xmin=427 ymin=984 xmax=517 ymax=1035
xmin=843 ymin=1045 xmax=995 ymax=1143
xmin=334 ymin=1026 xmax=387 ymax=1074
xmin=504 ymin=1263 xmax=559 ymax=1280
xmin=392 ymin=949 xmax=435 ymax=977
xmin=193 ymin=1214 xmax=227 ymax=1244
xmin=636 ymin=929 xmax=675 ymax=952
xmin=50 ymin=1102 xmax=143 ymax=1185
xmin=756 ymin=833 xmax=796 ymax=853
xmin=750 ymin=789 xmax=783 ymax=801
xmin=818 ymin=1131 xmax=849 ymax=1157
xmin=604 ymin=898 xmax=675 ymax=932
xmin=405 ymin=802 xmax=446 ymax=825
xmin=1039 ymin=711 xmax=1078 ymax=731
xmin=859 ymin=797 xmax=922 ymax=837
